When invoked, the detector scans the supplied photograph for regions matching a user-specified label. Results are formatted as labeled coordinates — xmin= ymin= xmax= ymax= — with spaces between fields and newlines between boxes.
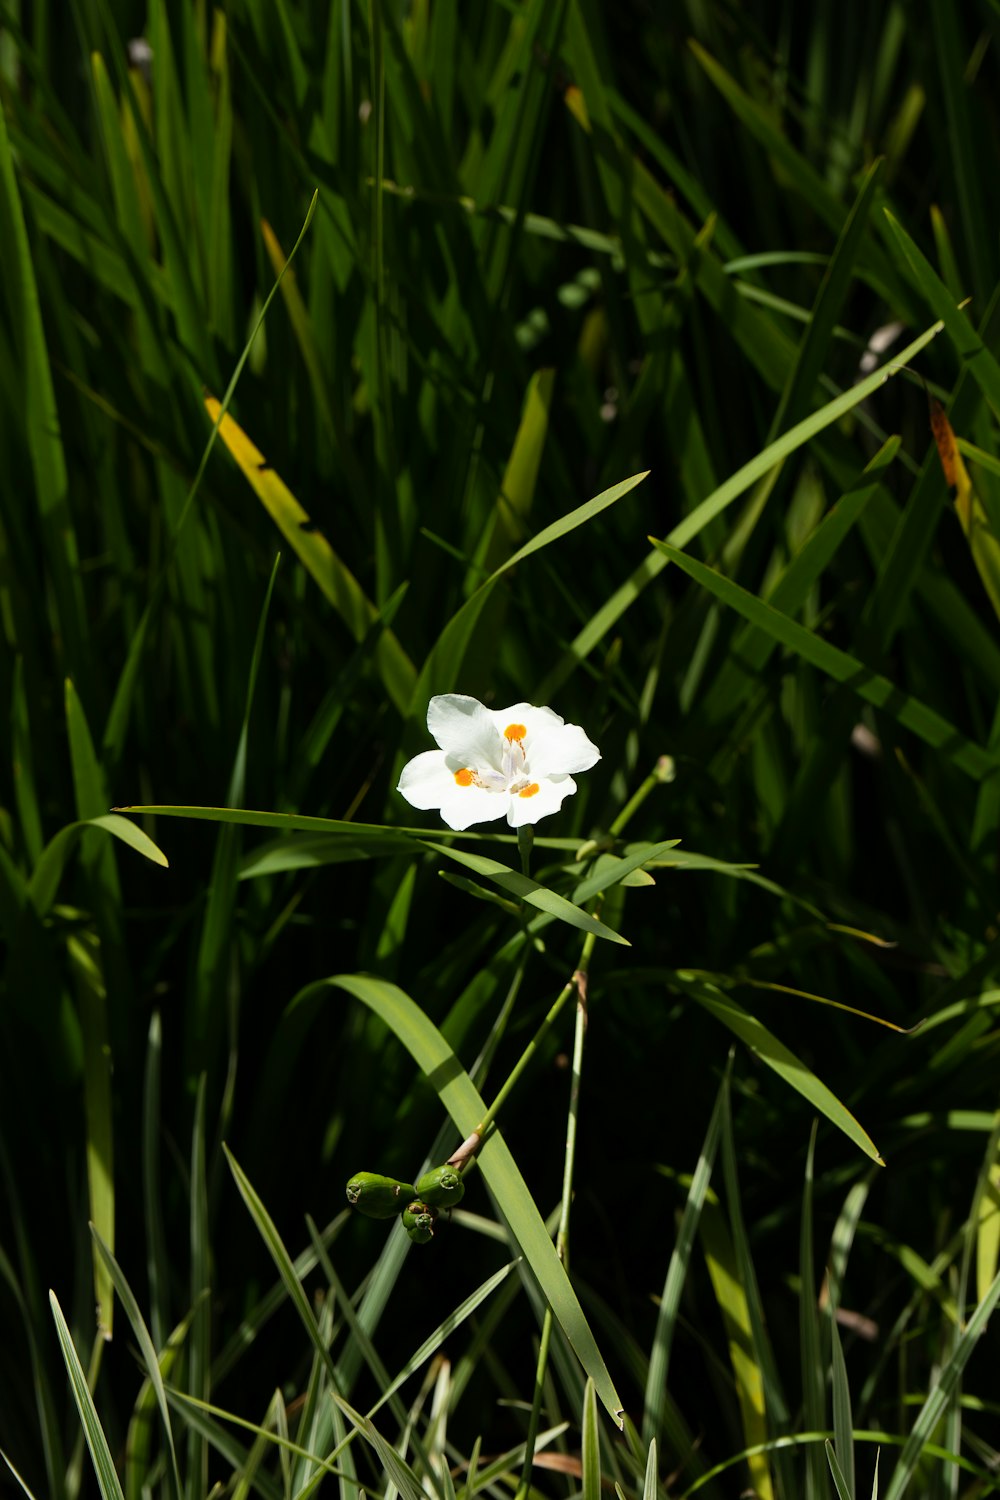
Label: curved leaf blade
xmin=314 ymin=974 xmax=625 ymax=1427
xmin=671 ymin=972 xmax=884 ymax=1164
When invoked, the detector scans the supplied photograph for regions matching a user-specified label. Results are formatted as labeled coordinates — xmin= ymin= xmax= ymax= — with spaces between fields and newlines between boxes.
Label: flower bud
xmin=414 ymin=1165 xmax=465 ymax=1208
xmin=402 ymin=1200 xmax=438 ymax=1244
xmin=346 ymin=1172 xmax=415 ymax=1219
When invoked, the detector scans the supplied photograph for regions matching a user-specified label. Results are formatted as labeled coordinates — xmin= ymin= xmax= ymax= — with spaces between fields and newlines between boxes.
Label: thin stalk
xmin=609 ymin=755 xmax=675 ymax=838
xmin=515 ymin=940 xmax=590 ymax=1500
xmin=474 ymin=930 xmax=596 ymax=1140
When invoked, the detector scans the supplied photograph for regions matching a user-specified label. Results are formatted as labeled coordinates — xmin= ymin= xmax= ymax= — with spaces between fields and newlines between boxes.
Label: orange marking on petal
xmin=454 ymin=768 xmax=474 ymax=786
xmin=519 ymin=783 xmax=540 ymax=798
xmin=504 ymin=723 xmax=527 ymax=742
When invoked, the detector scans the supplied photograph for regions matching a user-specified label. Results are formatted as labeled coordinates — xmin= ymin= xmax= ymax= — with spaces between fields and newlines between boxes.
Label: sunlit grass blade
xmin=28 ymin=815 xmax=168 ymax=918
xmin=1 ymin=1449 xmax=43 ymax=1500
xmin=719 ymin=1076 xmax=793 ymax=1497
xmin=581 ymin=1378 xmax=600 ymax=1500
xmin=330 ymin=1398 xmax=425 ymax=1500
xmin=642 ymin=1071 xmax=725 ymax=1448
xmin=701 ymin=438 xmax=900 ymax=723
xmin=427 ymin=843 xmax=629 ymax=945
xmin=478 ymin=368 xmax=555 ymax=576
xmin=882 ymin=1265 xmax=1000 ymax=1500
xmin=415 ymin=469 xmax=648 ymax=708
xmin=882 ymin=210 xmax=1000 ymax=421
xmin=163 ymin=1386 xmax=317 ymax=1497
xmin=671 ymin=972 xmax=884 ymax=1164
xmin=309 ymin=974 xmax=625 ymax=1426
xmin=825 ymin=1439 xmax=853 ymax=1500
xmin=799 ymin=1129 xmax=823 ymax=1500
xmin=830 ymin=1313 xmax=855 ymax=1500
xmin=125 ymin=1309 xmax=193 ymax=1500
xmin=653 ymin=540 xmax=997 ymax=782
xmin=223 ymin=1147 xmax=339 ymax=1391
xmin=204 ymin=397 xmax=416 ymax=714
xmin=540 ymin=322 xmax=941 ymax=698
xmin=90 ymin=1228 xmax=182 ymax=1500
xmin=49 ymin=1291 xmax=125 ymax=1500
xmin=699 ymin=1194 xmax=773 ymax=1500
xmin=928 ymin=398 xmax=1000 ymax=624
xmin=365 ymin=1259 xmax=520 ymax=1420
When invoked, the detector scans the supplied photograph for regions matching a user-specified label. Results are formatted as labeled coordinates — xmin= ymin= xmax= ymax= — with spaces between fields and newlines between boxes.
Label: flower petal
xmin=526 ymin=720 xmax=601 ymax=779
xmin=487 ymin=702 xmax=564 ymax=738
xmin=505 ymin=774 xmax=577 ymax=827
xmin=427 ymin=694 xmax=503 ymax=771
xmin=437 ymin=784 xmax=509 ymax=831
xmin=397 ymin=750 xmax=458 ymax=810
xmin=399 ymin=750 xmax=508 ymax=829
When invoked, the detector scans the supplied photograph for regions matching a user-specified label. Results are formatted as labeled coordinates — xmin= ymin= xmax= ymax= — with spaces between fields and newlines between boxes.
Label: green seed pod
xmin=345 ymin=1172 xmax=416 ymax=1219
xmin=402 ymin=1200 xmax=437 ymax=1244
xmin=414 ymin=1165 xmax=465 ymax=1208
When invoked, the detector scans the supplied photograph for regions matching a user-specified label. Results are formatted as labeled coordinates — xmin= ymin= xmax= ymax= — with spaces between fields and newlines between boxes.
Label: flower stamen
xmin=504 ymin=723 xmax=527 ymax=743
xmin=519 ymin=783 xmax=540 ymax=798
xmin=454 ymin=768 xmax=474 ymax=786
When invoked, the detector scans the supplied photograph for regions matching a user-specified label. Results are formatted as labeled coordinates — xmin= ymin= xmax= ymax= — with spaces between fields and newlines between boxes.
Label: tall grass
xmin=2 ymin=3 xmax=1000 ymax=1499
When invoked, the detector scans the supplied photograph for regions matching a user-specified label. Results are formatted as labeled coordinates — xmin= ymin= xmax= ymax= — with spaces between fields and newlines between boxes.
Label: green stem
xmin=556 ymin=969 xmax=588 ymax=1266
xmin=475 ymin=926 xmax=596 ymax=1138
xmin=517 ymin=823 xmax=534 ymax=878
xmin=515 ymin=1305 xmax=555 ymax=1500
xmin=515 ymin=942 xmax=590 ymax=1500
xmin=609 ymin=754 xmax=674 ymax=839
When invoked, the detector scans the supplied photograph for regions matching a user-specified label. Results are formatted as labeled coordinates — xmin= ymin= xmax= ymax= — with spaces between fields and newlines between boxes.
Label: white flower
xmin=398 ymin=694 xmax=601 ymax=831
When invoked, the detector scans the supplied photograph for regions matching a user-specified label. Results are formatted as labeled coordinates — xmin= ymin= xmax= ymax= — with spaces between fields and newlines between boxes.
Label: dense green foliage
xmin=2 ymin=3 xmax=1000 ymax=1499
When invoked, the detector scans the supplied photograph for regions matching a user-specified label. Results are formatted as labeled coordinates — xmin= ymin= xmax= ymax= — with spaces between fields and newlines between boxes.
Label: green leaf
xmin=882 ymin=210 xmax=1000 ymax=423
xmin=413 ymin=468 xmax=649 ymax=708
xmin=309 ymin=974 xmax=625 ymax=1427
xmin=540 ymin=320 xmax=942 ymax=698
xmin=426 ymin=842 xmax=629 ymax=944
xmin=29 ymin=815 xmax=168 ymax=919
xmin=652 ymin=540 xmax=998 ymax=782
xmin=883 ymin=1265 xmax=1000 ymax=1500
xmin=49 ymin=1291 xmax=126 ymax=1500
xmin=581 ymin=1379 xmax=600 ymax=1500
xmin=643 ymin=1074 xmax=724 ymax=1447
xmin=671 ymin=972 xmax=884 ymax=1164
xmin=90 ymin=1229 xmax=182 ymax=1500
xmin=224 ymin=1148 xmax=340 ymax=1392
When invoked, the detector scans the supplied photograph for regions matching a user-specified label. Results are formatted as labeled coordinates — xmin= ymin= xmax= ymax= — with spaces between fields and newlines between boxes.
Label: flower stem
xmin=474 ymin=925 xmax=597 ymax=1138
xmin=517 ymin=823 xmax=534 ymax=878
xmin=609 ymin=753 xmax=674 ymax=838
xmin=515 ymin=953 xmax=590 ymax=1500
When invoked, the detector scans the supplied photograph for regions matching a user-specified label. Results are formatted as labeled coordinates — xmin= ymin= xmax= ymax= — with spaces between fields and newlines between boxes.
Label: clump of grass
xmin=2 ymin=4 xmax=1000 ymax=1499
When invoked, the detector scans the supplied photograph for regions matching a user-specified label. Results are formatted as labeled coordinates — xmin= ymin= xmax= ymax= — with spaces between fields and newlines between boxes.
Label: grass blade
xmin=671 ymin=972 xmax=884 ymax=1164
xmin=316 ymin=973 xmax=625 ymax=1427
xmin=642 ymin=1071 xmax=724 ymax=1447
xmin=653 ymin=540 xmax=998 ymax=782
xmin=49 ymin=1291 xmax=125 ymax=1500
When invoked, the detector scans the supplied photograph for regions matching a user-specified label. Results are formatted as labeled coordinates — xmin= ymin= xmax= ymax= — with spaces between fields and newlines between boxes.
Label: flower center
xmin=454 ymin=723 xmax=534 ymax=795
